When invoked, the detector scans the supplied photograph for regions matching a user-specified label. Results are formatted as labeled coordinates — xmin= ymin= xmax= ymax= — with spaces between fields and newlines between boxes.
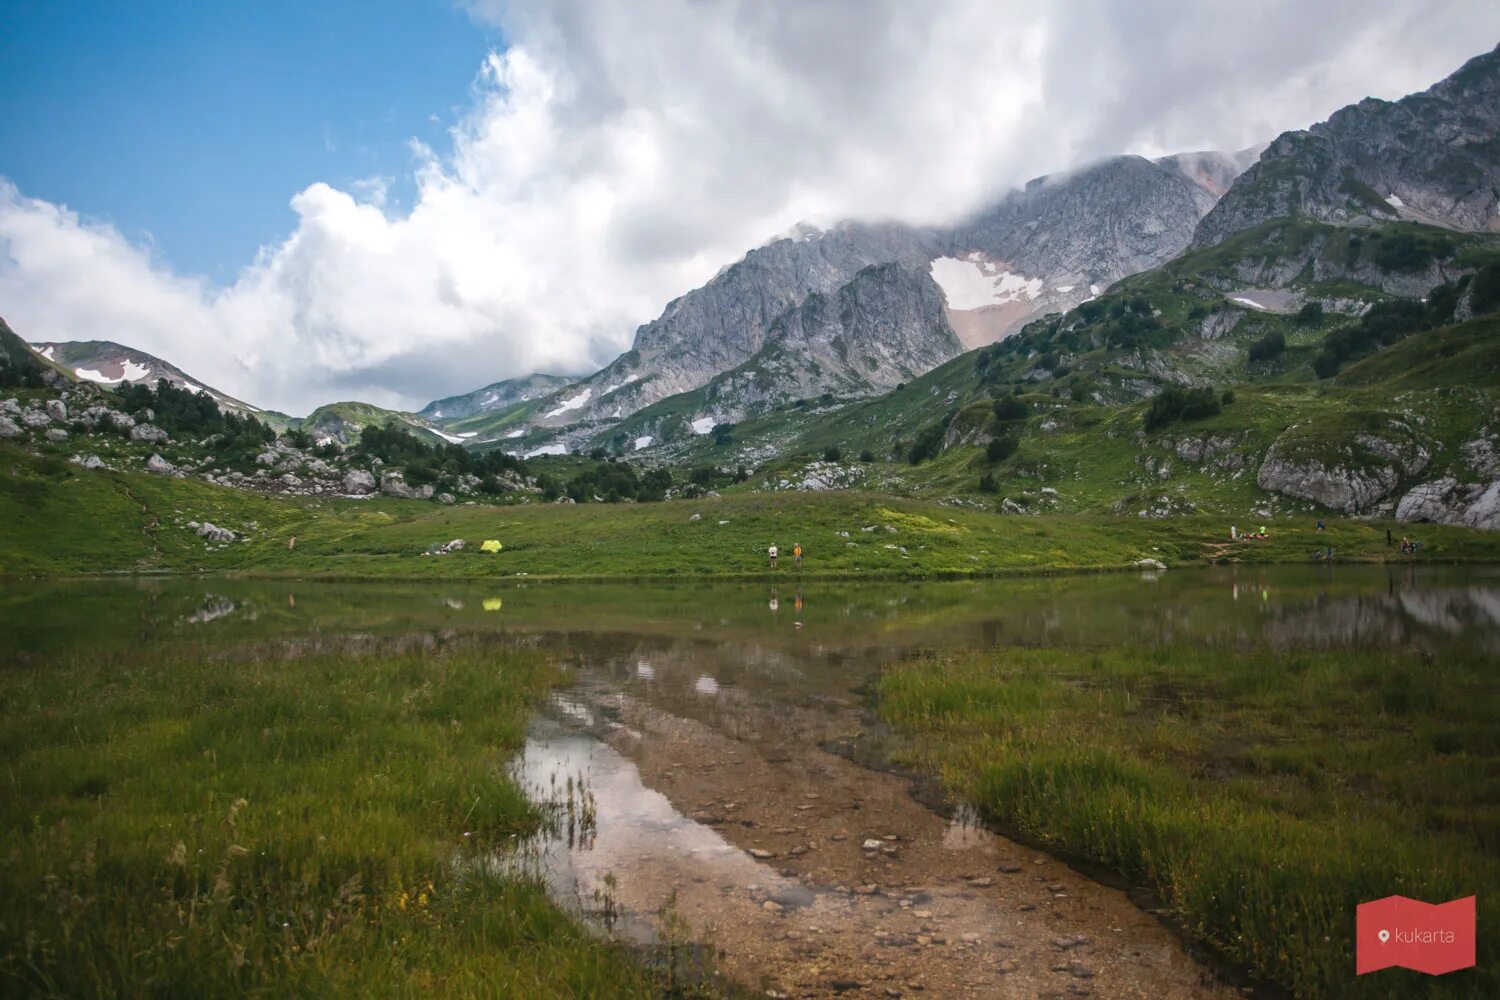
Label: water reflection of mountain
xmin=1263 ymin=587 xmax=1500 ymax=651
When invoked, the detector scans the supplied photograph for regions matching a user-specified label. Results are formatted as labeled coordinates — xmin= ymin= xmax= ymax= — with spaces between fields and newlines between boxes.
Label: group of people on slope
xmin=767 ymin=542 xmax=803 ymax=568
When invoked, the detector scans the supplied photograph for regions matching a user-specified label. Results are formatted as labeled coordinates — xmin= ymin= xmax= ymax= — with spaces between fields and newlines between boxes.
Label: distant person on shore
xmin=1230 ymin=525 xmax=1237 ymax=540
xmin=1316 ymin=520 xmax=1325 ymax=532
xmin=793 ymin=542 xmax=803 ymax=567
xmin=768 ymin=543 xmax=779 ymax=568
xmin=1387 ymin=527 xmax=1393 ymax=546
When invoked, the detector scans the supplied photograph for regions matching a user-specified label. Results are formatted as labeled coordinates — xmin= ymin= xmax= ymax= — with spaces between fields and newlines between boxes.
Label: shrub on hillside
xmin=1144 ymin=386 xmax=1222 ymax=431
xmin=1247 ymin=330 xmax=1286 ymax=362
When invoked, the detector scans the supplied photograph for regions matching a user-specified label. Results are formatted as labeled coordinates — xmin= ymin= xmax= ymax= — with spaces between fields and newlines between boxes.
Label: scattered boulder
xmin=45 ymin=399 xmax=67 ymax=422
xmin=44 ymin=428 xmax=68 ymax=442
xmin=255 ymin=450 xmax=279 ymax=466
xmin=146 ymin=453 xmax=177 ymax=475
xmin=130 ymin=423 xmax=170 ymax=444
xmin=0 ymin=415 xmax=21 ymax=439
xmin=195 ymin=522 xmax=236 ymax=543
xmin=72 ymin=454 xmax=105 ymax=470
xmin=279 ymin=473 xmax=302 ymax=488
xmin=436 ymin=492 xmax=456 ymax=505
xmin=380 ymin=472 xmax=419 ymax=499
xmin=107 ymin=411 xmax=136 ymax=431
xmin=0 ymin=397 xmax=20 ymax=415
xmin=342 ymin=469 xmax=377 ymax=495
xmin=1135 ymin=558 xmax=1168 ymax=571
xmin=21 ymin=410 xmax=51 ymax=429
xmin=445 ymin=538 xmax=465 ymax=551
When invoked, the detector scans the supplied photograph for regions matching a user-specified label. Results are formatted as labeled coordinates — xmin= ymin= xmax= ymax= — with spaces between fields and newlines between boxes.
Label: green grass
xmin=7 ymin=443 xmax=1500 ymax=580
xmin=878 ymin=644 xmax=1499 ymax=998
xmin=0 ymin=641 xmax=677 ymax=998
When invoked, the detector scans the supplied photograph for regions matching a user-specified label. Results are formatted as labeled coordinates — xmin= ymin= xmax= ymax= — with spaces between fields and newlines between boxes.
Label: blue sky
xmin=0 ymin=0 xmax=500 ymax=282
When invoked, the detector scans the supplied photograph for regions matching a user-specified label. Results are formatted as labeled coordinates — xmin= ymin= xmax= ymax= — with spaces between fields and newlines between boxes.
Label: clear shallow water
xmin=6 ymin=565 xmax=1499 ymax=996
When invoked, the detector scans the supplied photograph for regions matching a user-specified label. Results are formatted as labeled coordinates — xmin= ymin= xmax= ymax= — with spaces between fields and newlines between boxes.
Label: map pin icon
xmin=1378 ymin=929 xmax=1391 ymax=944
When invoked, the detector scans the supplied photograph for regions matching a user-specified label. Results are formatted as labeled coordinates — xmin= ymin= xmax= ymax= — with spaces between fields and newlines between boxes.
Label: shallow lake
xmin=6 ymin=564 xmax=1498 ymax=996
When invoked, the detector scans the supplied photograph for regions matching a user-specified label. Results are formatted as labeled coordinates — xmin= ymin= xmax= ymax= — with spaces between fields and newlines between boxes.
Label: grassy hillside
xmin=295 ymin=401 xmax=457 ymax=447
xmin=6 ymin=444 xmax=1500 ymax=579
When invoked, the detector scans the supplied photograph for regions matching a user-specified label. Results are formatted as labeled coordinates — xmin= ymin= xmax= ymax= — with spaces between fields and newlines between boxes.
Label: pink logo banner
xmin=1356 ymin=895 xmax=1476 ymax=976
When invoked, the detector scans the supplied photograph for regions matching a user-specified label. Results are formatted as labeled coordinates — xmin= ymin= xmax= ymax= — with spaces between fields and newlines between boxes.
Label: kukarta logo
xmin=1356 ymin=895 xmax=1476 ymax=976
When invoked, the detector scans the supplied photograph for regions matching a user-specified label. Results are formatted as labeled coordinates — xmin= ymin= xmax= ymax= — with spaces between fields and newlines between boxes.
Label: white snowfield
xmin=524 ymin=442 xmax=569 ymax=458
xmin=634 ymin=435 xmax=653 ymax=450
xmin=929 ymin=253 xmax=1043 ymax=310
xmin=1230 ymin=296 xmax=1269 ymax=311
xmin=601 ymin=375 xmax=639 ymax=396
xmin=429 ymin=428 xmax=467 ymax=444
xmin=37 ymin=345 xmax=55 ymax=360
xmin=544 ymin=387 xmax=593 ymax=419
xmin=75 ymin=360 xmax=152 ymax=384
xmin=691 ymin=416 xmax=716 ymax=435
xmin=504 ymin=429 xmax=526 ymax=439
xmin=1386 ymin=194 xmax=1405 ymax=208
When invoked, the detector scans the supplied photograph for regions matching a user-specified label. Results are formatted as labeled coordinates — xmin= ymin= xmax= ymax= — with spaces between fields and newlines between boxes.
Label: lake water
xmin=6 ymin=565 xmax=1498 ymax=996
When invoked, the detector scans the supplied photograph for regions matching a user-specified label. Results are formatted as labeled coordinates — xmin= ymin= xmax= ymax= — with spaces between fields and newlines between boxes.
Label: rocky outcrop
xmin=1396 ymin=477 xmax=1500 ymax=531
xmin=1194 ymin=44 xmax=1500 ymax=248
xmin=1256 ymin=418 xmax=1432 ymax=513
xmin=342 ymin=469 xmax=377 ymax=495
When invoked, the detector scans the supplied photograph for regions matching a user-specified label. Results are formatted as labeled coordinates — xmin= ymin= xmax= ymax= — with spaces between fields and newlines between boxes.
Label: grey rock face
xmin=523 ymin=149 xmax=1250 ymax=437
xmin=130 ymin=423 xmax=170 ymax=443
xmin=1396 ymin=477 xmax=1500 ymax=531
xmin=1194 ymin=44 xmax=1500 ymax=247
xmin=680 ymin=264 xmax=962 ymax=428
xmin=379 ymin=472 xmax=418 ymax=499
xmin=341 ymin=469 xmax=377 ymax=494
xmin=949 ymin=155 xmax=1221 ymax=290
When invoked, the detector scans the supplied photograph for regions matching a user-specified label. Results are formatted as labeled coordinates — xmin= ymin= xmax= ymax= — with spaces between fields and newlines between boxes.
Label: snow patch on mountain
xmin=634 ymin=435 xmax=653 ymax=450
xmin=691 ymin=417 xmax=716 ymax=435
xmin=544 ymin=388 xmax=593 ymax=418
xmin=76 ymin=361 xmax=151 ymax=385
xmin=929 ymin=254 xmax=1044 ymax=309
xmin=524 ymin=443 xmax=568 ymax=458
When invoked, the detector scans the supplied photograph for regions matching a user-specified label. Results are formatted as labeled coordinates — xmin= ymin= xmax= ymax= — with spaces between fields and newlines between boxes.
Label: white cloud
xmin=3 ymin=1 xmax=1497 ymax=414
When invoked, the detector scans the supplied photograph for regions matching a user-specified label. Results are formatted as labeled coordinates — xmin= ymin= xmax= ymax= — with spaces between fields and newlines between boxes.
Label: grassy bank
xmin=6 ymin=445 xmax=1500 ymax=579
xmin=878 ymin=645 xmax=1498 ymax=998
xmin=0 ymin=641 xmax=672 ymax=997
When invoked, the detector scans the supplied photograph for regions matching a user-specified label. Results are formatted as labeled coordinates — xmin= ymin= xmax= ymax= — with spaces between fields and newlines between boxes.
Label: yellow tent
xmin=482 ymin=597 xmax=503 ymax=612
xmin=480 ymin=539 xmax=502 ymax=553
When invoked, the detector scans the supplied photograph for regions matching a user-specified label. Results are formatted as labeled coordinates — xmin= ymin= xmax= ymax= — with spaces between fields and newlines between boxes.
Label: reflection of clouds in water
xmin=511 ymin=720 xmax=809 ymax=937
xmin=694 ymin=675 xmax=719 ymax=696
xmin=634 ymin=659 xmax=655 ymax=680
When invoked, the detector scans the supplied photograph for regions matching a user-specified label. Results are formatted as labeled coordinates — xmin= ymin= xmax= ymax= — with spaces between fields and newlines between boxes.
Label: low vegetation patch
xmin=879 ymin=645 xmax=1499 ymax=998
xmin=0 ymin=642 xmax=667 ymax=997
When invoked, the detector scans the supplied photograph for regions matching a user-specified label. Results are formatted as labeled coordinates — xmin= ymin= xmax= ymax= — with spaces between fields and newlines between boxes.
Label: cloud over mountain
xmin=3 ymin=0 xmax=1495 ymax=414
